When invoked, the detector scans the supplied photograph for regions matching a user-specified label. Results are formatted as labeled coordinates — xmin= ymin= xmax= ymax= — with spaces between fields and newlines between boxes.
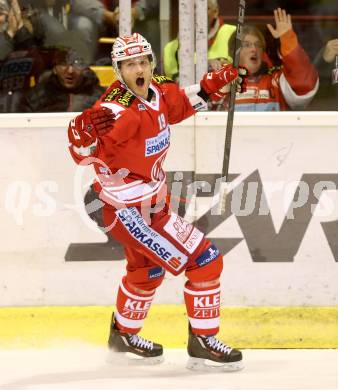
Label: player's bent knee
xmin=185 ymin=243 xmax=223 ymax=284
xmin=189 ymin=278 xmax=220 ymax=289
xmin=126 ymin=266 xmax=166 ymax=292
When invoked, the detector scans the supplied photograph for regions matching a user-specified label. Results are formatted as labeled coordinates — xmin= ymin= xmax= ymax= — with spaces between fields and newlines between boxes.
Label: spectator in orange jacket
xmin=215 ymin=8 xmax=319 ymax=111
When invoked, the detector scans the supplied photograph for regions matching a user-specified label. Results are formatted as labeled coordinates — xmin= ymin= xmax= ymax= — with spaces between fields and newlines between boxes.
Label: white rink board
xmin=0 ymin=112 xmax=338 ymax=307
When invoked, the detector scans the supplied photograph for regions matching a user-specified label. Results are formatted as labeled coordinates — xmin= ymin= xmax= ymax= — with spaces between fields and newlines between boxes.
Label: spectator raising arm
xmin=267 ymin=8 xmax=319 ymax=109
xmin=322 ymin=38 xmax=338 ymax=64
xmin=231 ymin=8 xmax=319 ymax=111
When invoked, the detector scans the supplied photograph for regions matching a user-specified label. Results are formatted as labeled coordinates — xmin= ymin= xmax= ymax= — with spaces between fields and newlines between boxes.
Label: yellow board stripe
xmin=0 ymin=306 xmax=337 ymax=349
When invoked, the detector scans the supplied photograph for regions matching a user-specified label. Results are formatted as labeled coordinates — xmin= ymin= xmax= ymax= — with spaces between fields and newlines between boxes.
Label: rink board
xmin=0 ymin=112 xmax=338 ymax=347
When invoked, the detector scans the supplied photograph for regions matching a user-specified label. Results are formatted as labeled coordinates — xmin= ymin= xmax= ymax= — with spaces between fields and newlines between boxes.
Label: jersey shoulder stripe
xmin=115 ymin=89 xmax=136 ymax=107
xmin=152 ymin=74 xmax=175 ymax=85
xmin=103 ymin=84 xmax=136 ymax=108
xmin=103 ymin=86 xmax=123 ymax=102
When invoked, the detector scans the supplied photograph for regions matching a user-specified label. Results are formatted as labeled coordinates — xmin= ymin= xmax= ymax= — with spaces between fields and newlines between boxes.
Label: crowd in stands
xmin=0 ymin=0 xmax=337 ymax=113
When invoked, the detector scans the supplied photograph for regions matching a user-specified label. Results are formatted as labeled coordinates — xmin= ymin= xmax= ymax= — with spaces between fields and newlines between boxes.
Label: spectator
xmin=308 ymin=0 xmax=338 ymax=61
xmin=0 ymin=0 xmax=51 ymax=112
xmin=217 ymin=8 xmax=319 ymax=111
xmin=207 ymin=0 xmax=236 ymax=71
xmin=308 ymin=38 xmax=338 ymax=110
xmin=24 ymin=0 xmax=121 ymax=64
xmin=132 ymin=1 xmax=161 ymax=67
xmin=100 ymin=0 xmax=149 ymax=32
xmin=0 ymin=0 xmax=45 ymax=60
xmin=69 ymin=0 xmax=148 ymax=64
xmin=30 ymin=0 xmax=69 ymax=36
xmin=30 ymin=0 xmax=97 ymax=63
xmin=21 ymin=31 xmax=105 ymax=112
xmin=94 ymin=1 xmax=159 ymax=65
xmin=68 ymin=0 xmax=107 ymax=63
xmin=163 ymin=0 xmax=235 ymax=80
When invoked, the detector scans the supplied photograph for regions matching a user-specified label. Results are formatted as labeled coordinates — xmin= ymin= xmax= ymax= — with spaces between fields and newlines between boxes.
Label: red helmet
xmin=111 ymin=33 xmax=156 ymax=82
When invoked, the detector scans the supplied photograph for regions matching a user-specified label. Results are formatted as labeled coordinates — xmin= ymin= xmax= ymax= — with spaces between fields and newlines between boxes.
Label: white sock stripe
xmin=120 ymin=281 xmax=155 ymax=301
xmin=188 ymin=317 xmax=220 ymax=329
xmin=184 ymin=286 xmax=220 ymax=296
xmin=115 ymin=311 xmax=145 ymax=329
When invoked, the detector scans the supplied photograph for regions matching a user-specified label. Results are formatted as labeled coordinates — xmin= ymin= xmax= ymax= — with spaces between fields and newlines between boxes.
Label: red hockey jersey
xmin=69 ymin=75 xmax=196 ymax=208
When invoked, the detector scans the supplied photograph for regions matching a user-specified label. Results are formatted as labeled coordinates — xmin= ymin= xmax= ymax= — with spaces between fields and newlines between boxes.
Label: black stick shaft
xmin=222 ymin=0 xmax=246 ymax=179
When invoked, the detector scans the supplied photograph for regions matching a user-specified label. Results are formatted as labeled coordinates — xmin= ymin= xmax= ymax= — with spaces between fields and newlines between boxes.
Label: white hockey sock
xmin=115 ymin=277 xmax=155 ymax=334
xmin=184 ymin=281 xmax=220 ymax=336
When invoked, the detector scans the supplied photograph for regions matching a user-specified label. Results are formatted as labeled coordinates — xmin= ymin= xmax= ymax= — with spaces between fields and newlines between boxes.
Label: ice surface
xmin=0 ymin=345 xmax=337 ymax=390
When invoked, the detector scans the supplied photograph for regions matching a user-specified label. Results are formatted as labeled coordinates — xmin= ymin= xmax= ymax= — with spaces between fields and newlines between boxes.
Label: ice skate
xmin=186 ymin=325 xmax=243 ymax=372
xmin=107 ymin=314 xmax=164 ymax=365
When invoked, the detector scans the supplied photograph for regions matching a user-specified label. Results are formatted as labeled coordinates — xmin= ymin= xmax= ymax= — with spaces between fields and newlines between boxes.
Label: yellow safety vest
xmin=163 ymin=24 xmax=236 ymax=79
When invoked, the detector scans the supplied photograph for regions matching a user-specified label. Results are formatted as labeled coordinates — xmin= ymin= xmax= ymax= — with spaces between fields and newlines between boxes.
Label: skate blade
xmin=106 ymin=350 xmax=164 ymax=366
xmin=186 ymin=357 xmax=244 ymax=372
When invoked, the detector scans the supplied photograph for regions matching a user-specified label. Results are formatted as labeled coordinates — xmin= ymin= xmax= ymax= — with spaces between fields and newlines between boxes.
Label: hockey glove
xmin=236 ymin=66 xmax=249 ymax=93
xmin=68 ymin=107 xmax=115 ymax=148
xmin=201 ymin=65 xmax=248 ymax=102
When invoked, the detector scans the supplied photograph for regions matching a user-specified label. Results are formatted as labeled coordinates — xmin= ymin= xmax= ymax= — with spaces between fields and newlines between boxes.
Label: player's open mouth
xmin=136 ymin=77 xmax=145 ymax=87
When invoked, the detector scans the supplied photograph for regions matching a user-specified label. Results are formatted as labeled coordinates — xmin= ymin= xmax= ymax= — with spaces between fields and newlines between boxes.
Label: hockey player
xmin=67 ymin=33 xmax=246 ymax=371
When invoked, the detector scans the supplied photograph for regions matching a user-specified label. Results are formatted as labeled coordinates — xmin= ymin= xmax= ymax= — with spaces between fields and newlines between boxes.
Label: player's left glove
xmin=235 ymin=66 xmax=248 ymax=93
xmin=200 ymin=64 xmax=248 ymax=102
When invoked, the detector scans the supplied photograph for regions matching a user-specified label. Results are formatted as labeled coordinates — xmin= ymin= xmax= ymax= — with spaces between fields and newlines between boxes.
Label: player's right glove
xmin=68 ymin=107 xmax=115 ymax=148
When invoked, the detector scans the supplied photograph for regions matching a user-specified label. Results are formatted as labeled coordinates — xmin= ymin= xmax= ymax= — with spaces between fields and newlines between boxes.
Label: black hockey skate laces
xmin=204 ymin=336 xmax=233 ymax=354
xmin=129 ymin=334 xmax=153 ymax=350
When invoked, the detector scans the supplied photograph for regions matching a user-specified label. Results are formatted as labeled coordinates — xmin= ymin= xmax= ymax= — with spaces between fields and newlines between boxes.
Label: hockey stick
xmin=219 ymin=0 xmax=246 ymax=214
